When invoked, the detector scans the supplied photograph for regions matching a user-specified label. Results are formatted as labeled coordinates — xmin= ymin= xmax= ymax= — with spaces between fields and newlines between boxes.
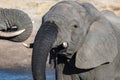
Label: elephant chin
xmin=0 ymin=29 xmax=25 ymax=38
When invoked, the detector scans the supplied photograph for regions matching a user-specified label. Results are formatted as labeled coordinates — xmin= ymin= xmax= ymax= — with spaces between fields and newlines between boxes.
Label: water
xmin=0 ymin=68 xmax=55 ymax=80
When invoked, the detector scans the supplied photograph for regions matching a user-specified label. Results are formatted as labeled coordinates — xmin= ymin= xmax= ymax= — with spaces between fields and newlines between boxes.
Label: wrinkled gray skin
xmin=0 ymin=8 xmax=33 ymax=42
xmin=32 ymin=1 xmax=120 ymax=80
xmin=101 ymin=10 xmax=120 ymax=29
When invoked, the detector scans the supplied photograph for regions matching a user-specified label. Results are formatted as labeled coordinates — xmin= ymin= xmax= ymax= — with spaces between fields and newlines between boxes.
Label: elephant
xmin=101 ymin=10 xmax=120 ymax=28
xmin=32 ymin=1 xmax=120 ymax=80
xmin=0 ymin=8 xmax=33 ymax=42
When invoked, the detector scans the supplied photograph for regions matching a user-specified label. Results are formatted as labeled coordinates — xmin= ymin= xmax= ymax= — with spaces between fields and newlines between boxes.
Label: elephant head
xmin=0 ymin=8 xmax=33 ymax=42
xmin=32 ymin=1 xmax=118 ymax=80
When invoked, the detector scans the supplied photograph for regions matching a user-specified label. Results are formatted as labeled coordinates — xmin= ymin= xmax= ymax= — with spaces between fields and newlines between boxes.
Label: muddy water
xmin=0 ymin=68 xmax=55 ymax=80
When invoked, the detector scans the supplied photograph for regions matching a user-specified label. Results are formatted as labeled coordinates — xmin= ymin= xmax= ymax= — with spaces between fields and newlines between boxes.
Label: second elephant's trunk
xmin=0 ymin=9 xmax=33 ymax=42
xmin=32 ymin=22 xmax=58 ymax=80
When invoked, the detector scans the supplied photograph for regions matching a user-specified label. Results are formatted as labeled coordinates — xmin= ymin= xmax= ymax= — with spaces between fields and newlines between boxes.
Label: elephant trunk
xmin=32 ymin=22 xmax=58 ymax=80
xmin=0 ymin=9 xmax=33 ymax=42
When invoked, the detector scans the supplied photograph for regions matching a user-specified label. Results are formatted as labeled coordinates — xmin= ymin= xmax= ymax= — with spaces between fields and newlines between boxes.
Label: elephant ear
xmin=75 ymin=18 xmax=118 ymax=69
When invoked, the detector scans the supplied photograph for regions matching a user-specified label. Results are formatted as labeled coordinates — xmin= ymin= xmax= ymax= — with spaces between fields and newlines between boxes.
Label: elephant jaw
xmin=0 ymin=29 xmax=25 ymax=38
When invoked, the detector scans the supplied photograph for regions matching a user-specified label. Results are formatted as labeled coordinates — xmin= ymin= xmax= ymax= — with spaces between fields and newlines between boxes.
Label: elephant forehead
xmin=51 ymin=4 xmax=74 ymax=17
xmin=44 ymin=2 xmax=81 ymax=21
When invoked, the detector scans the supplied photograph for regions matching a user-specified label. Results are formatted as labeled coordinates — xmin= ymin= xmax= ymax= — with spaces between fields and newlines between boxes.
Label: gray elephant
xmin=101 ymin=10 xmax=120 ymax=28
xmin=0 ymin=8 xmax=33 ymax=42
xmin=32 ymin=1 xmax=120 ymax=80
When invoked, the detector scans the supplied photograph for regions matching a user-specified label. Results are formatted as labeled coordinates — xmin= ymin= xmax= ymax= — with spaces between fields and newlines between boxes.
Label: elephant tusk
xmin=22 ymin=43 xmax=30 ymax=48
xmin=0 ymin=29 xmax=25 ymax=38
xmin=22 ymin=42 xmax=34 ymax=48
xmin=62 ymin=42 xmax=68 ymax=48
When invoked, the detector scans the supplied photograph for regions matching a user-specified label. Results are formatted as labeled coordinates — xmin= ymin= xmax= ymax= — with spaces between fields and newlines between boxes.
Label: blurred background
xmin=0 ymin=0 xmax=120 ymax=73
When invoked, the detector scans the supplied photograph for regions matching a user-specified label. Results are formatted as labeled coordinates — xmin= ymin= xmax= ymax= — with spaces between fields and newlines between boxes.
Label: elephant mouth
xmin=49 ymin=42 xmax=69 ymax=68
xmin=6 ymin=25 xmax=18 ymax=32
xmin=51 ymin=42 xmax=68 ymax=54
xmin=50 ymin=42 xmax=72 ymax=60
xmin=0 ymin=25 xmax=18 ymax=31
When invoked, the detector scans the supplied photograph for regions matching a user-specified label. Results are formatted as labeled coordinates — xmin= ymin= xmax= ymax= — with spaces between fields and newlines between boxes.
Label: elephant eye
xmin=70 ymin=20 xmax=79 ymax=29
xmin=73 ymin=25 xmax=78 ymax=28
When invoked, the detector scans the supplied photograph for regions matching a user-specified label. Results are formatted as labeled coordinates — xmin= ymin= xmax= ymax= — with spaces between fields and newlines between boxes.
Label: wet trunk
xmin=32 ymin=22 xmax=58 ymax=80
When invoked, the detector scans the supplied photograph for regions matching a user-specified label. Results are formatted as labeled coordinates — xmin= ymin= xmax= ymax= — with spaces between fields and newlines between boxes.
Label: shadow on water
xmin=0 ymin=68 xmax=55 ymax=80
